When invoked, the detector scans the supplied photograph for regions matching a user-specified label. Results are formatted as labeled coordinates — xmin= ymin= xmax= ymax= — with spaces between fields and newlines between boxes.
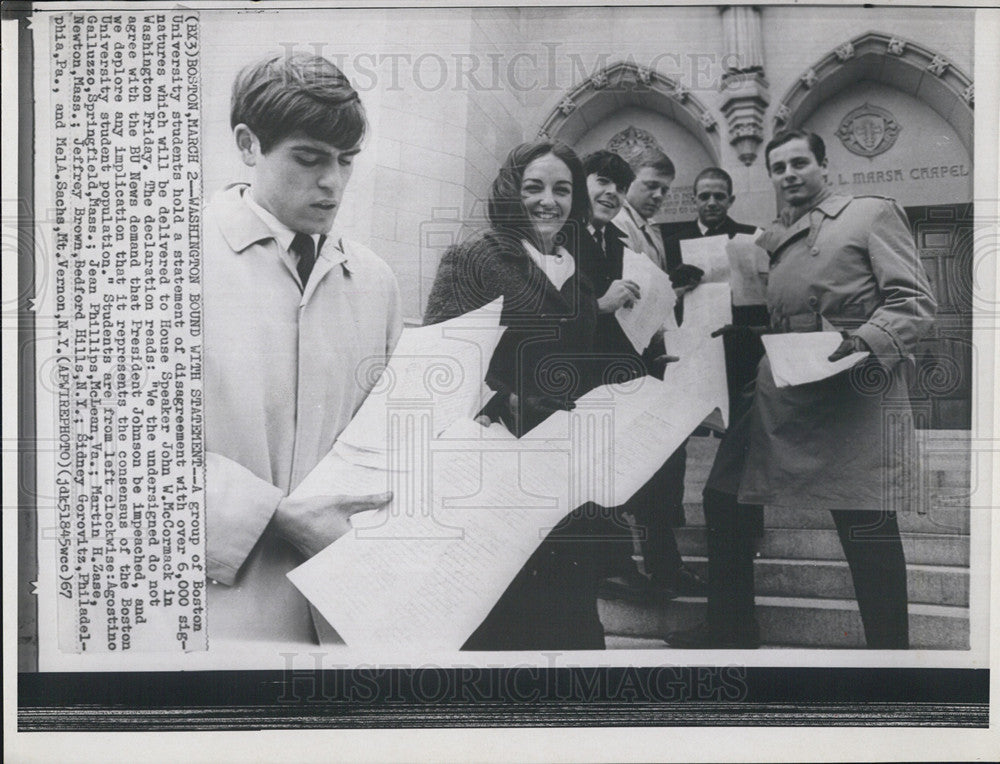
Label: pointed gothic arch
xmin=772 ymin=31 xmax=973 ymax=156
xmin=536 ymin=61 xmax=722 ymax=165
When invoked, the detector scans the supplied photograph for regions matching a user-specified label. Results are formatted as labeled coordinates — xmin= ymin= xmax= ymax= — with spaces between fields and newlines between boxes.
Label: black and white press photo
xmin=7 ymin=1 xmax=998 ymax=758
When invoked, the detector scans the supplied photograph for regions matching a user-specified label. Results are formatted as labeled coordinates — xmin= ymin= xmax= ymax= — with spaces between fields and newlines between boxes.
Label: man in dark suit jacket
xmin=660 ymin=167 xmax=767 ymax=413
xmin=658 ymin=167 xmax=768 ymax=643
xmin=578 ymin=150 xmax=707 ymax=601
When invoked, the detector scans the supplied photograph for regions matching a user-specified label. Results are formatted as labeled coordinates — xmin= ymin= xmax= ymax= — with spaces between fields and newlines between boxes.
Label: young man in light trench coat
xmin=667 ymin=129 xmax=936 ymax=650
xmin=202 ymin=53 xmax=401 ymax=646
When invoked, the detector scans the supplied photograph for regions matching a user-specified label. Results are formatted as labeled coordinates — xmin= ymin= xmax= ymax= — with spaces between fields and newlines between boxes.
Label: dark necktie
xmin=290 ymin=233 xmax=324 ymax=288
xmin=592 ymin=227 xmax=605 ymax=257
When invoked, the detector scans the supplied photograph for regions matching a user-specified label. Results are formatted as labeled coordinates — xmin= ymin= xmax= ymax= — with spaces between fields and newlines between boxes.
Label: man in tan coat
xmin=203 ymin=53 xmax=401 ymax=647
xmin=667 ymin=129 xmax=935 ymax=649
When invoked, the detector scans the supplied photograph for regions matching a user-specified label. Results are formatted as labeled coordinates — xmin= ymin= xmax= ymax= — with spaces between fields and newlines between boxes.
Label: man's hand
xmin=597 ymin=279 xmax=641 ymax=313
xmin=711 ymin=324 xmax=769 ymax=341
xmin=272 ymin=491 xmax=393 ymax=559
xmin=649 ymin=353 xmax=680 ymax=378
xmin=828 ymin=332 xmax=870 ymax=362
xmin=510 ymin=392 xmax=575 ymax=423
xmin=668 ymin=263 xmax=704 ymax=289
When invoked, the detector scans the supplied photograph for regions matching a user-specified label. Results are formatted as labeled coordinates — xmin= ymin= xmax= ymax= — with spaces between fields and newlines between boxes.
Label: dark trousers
xmin=620 ymin=444 xmax=687 ymax=581
xmin=831 ymin=508 xmax=910 ymax=649
xmin=463 ymin=504 xmax=628 ymax=651
xmin=703 ymin=488 xmax=762 ymax=640
xmin=702 ymin=488 xmax=909 ymax=649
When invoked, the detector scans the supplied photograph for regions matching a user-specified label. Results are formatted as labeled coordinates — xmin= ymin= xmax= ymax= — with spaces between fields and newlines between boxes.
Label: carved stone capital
xmin=835 ymin=41 xmax=855 ymax=62
xmin=719 ymin=71 xmax=769 ymax=166
xmin=887 ymin=37 xmax=906 ymax=56
xmin=590 ymin=71 xmax=608 ymax=90
xmin=731 ymin=123 xmax=763 ymax=139
xmin=927 ymin=54 xmax=949 ymax=77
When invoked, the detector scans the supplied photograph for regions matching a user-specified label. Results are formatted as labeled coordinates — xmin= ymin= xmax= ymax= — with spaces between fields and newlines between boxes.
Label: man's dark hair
xmin=581 ymin=150 xmax=635 ymax=193
xmin=231 ymin=53 xmax=367 ymax=153
xmin=693 ymin=167 xmax=734 ymax=196
xmin=764 ymin=129 xmax=826 ymax=172
xmin=628 ymin=148 xmax=675 ymax=179
xmin=488 ymin=139 xmax=591 ymax=250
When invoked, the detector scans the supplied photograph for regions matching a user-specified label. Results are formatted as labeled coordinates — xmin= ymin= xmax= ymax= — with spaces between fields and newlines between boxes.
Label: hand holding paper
xmin=762 ymin=331 xmax=870 ymax=387
xmin=598 ymin=279 xmax=641 ymax=312
xmin=616 ymin=247 xmax=678 ymax=352
xmin=680 ymin=235 xmax=731 ymax=283
xmin=726 ymin=233 xmax=769 ymax=306
xmin=827 ymin=332 xmax=870 ymax=361
xmin=273 ymin=490 xmax=394 ymax=559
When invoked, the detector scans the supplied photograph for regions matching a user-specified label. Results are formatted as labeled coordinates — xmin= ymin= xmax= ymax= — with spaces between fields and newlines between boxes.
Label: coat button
xmin=810 ymin=247 xmax=820 ymax=256
xmin=808 ymin=296 xmax=819 ymax=308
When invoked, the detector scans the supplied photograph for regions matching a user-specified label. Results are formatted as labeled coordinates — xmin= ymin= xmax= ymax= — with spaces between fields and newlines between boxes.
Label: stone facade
xmin=199 ymin=6 xmax=974 ymax=322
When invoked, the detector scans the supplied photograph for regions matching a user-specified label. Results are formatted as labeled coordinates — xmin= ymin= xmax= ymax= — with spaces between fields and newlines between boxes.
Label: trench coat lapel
xmin=214 ymin=184 xmax=306 ymax=287
xmin=767 ymin=211 xmax=812 ymax=257
xmin=215 ymin=184 xmax=273 ymax=253
xmin=759 ymin=194 xmax=853 ymax=257
xmin=302 ymin=241 xmax=348 ymax=305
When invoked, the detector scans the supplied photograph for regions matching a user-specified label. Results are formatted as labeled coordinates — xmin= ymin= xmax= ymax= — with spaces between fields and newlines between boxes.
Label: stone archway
xmin=537 ymin=61 xmax=722 ymax=223
xmin=536 ymin=61 xmax=722 ymax=165
xmin=772 ymin=32 xmax=974 ymax=431
xmin=772 ymin=31 xmax=973 ymax=156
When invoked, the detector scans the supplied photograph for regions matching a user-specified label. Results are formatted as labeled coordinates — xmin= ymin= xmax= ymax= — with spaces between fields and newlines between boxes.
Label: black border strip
xmin=13 ymin=2 xmax=990 ymax=736
xmin=16 ymin=6 xmax=38 ymax=674
xmin=18 ymin=668 xmax=989 ymax=730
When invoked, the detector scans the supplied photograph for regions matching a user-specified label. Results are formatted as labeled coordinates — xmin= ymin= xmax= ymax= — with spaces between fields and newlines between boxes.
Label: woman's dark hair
xmin=487 ymin=139 xmax=591 ymax=252
xmin=231 ymin=52 xmax=367 ymax=153
xmin=764 ymin=129 xmax=826 ymax=172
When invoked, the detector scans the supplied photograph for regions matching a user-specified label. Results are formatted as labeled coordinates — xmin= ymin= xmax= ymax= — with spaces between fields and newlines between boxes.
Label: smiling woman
xmin=427 ymin=139 xmax=594 ymax=435
xmin=423 ymin=139 xmax=627 ymax=650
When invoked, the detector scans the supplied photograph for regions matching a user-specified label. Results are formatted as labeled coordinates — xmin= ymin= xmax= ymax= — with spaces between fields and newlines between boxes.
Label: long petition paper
xmin=336 ymin=297 xmax=505 ymax=457
xmin=616 ymin=246 xmax=678 ymax=352
xmin=762 ymin=332 xmax=870 ymax=387
xmin=288 ymin=294 xmax=730 ymax=648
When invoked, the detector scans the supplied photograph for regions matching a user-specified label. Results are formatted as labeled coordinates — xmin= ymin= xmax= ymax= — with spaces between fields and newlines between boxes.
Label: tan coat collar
xmin=213 ymin=184 xmax=348 ymax=267
xmin=760 ymin=192 xmax=853 ymax=254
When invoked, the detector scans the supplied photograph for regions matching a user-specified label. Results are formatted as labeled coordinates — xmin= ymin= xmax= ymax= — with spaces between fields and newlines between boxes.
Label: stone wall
xmin=199 ymin=7 xmax=976 ymax=319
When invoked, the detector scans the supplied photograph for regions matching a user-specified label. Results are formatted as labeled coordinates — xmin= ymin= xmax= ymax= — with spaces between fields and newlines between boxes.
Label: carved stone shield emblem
xmin=606 ymin=125 xmax=663 ymax=165
xmin=836 ymin=102 xmax=901 ymax=157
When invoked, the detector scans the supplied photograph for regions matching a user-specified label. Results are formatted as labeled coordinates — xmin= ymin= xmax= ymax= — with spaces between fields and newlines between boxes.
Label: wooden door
xmin=905 ymin=203 xmax=973 ymax=430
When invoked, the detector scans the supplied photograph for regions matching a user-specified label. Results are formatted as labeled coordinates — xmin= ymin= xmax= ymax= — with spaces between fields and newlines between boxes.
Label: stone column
xmin=719 ymin=6 xmax=770 ymax=166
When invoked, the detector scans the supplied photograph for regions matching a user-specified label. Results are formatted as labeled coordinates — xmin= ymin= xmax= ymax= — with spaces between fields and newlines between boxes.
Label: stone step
xmin=599 ymin=596 xmax=969 ymax=650
xmin=675 ymin=527 xmax=969 ymax=567
xmin=682 ymin=556 xmax=969 ymax=607
xmin=680 ymin=502 xmax=971 ymax=535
